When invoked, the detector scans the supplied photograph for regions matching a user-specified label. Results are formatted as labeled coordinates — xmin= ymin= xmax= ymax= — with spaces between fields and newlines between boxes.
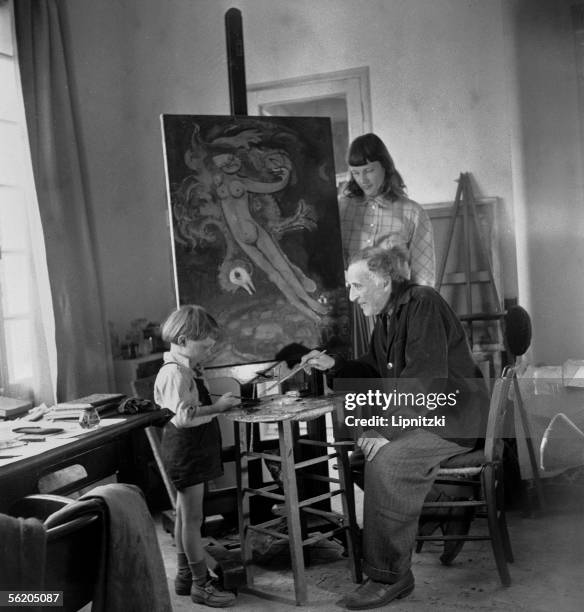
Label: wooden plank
xmin=225 ymin=8 xmax=247 ymax=115
xmin=279 ymin=420 xmax=307 ymax=604
xmin=234 ymin=422 xmax=254 ymax=588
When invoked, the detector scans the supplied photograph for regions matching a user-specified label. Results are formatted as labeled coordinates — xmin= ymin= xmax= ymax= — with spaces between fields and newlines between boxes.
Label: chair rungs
xmin=246 ymin=524 xmax=346 ymax=548
xmin=300 ymin=473 xmax=341 ymax=485
xmin=434 ymin=477 xmax=481 ymax=486
xmin=245 ymin=482 xmax=280 ymax=493
xmin=302 ymin=505 xmax=345 ymax=524
xmin=244 ymin=485 xmax=284 ymax=501
xmin=437 ymin=468 xmax=483 ymax=477
xmin=302 ymin=527 xmax=344 ymax=547
xmin=251 ymin=515 xmax=288 ymax=530
xmin=298 ymin=489 xmax=341 ymax=508
xmin=298 ymin=439 xmax=355 ymax=448
xmin=416 ymin=534 xmax=492 ymax=541
xmin=422 ymin=500 xmax=485 ymax=508
xmin=294 ymin=454 xmax=335 ymax=469
xmin=247 ymin=523 xmax=289 ymax=541
xmin=246 ymin=451 xmax=282 ymax=462
xmin=297 ymin=439 xmax=330 ymax=448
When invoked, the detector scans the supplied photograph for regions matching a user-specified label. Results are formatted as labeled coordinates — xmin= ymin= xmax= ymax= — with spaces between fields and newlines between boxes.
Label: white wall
xmin=510 ymin=0 xmax=584 ymax=363
xmin=58 ymin=0 xmax=582 ymax=364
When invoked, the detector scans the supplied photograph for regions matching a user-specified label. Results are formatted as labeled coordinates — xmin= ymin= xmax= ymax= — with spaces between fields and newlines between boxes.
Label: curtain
xmin=14 ymin=0 xmax=112 ymax=400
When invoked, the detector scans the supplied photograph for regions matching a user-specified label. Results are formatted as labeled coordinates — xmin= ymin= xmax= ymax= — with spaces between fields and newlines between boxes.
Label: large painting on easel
xmin=161 ymin=115 xmax=349 ymax=366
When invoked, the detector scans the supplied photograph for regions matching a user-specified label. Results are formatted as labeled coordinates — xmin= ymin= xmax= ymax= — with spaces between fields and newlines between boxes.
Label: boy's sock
xmin=174 ymin=552 xmax=193 ymax=596
xmin=189 ymin=560 xmax=209 ymax=587
xmin=177 ymin=552 xmax=189 ymax=573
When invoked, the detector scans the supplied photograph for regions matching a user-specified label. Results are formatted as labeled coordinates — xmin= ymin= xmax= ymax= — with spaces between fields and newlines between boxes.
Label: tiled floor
xmin=155 ymin=480 xmax=584 ymax=611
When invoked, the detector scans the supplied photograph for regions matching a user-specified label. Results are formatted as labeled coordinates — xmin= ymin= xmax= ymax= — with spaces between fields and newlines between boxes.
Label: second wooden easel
xmin=436 ymin=173 xmax=544 ymax=513
xmin=436 ymin=172 xmax=504 ymax=349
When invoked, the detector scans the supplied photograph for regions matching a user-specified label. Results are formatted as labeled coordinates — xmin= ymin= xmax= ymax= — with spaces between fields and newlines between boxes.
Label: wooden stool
xmin=225 ymin=396 xmax=362 ymax=605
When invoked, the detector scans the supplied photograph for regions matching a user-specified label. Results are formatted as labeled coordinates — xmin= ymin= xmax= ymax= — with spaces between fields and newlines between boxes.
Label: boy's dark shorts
xmin=161 ymin=417 xmax=223 ymax=490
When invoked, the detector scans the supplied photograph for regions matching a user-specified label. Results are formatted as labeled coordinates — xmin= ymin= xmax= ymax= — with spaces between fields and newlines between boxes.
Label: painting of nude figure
xmin=161 ymin=115 xmax=350 ymax=367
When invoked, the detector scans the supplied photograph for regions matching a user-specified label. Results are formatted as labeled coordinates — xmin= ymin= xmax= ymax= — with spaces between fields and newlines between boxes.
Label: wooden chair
xmin=131 ymin=376 xmax=178 ymax=510
xmin=416 ymin=369 xmax=515 ymax=586
xmin=416 ymin=306 xmax=542 ymax=587
xmin=9 ymin=494 xmax=102 ymax=612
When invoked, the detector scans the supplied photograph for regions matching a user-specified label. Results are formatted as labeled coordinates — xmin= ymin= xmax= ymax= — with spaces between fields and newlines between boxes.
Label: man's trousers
xmin=361 ymin=428 xmax=469 ymax=583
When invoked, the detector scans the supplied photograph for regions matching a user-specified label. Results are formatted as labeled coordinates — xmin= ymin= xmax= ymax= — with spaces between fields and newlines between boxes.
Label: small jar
xmin=79 ymin=406 xmax=100 ymax=429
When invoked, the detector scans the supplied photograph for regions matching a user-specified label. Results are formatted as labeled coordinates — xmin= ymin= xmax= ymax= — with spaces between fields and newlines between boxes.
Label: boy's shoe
xmin=191 ymin=579 xmax=236 ymax=608
xmin=174 ymin=569 xmax=192 ymax=596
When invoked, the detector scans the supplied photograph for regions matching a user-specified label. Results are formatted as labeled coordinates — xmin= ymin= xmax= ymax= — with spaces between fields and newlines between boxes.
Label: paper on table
xmin=54 ymin=418 xmax=126 ymax=439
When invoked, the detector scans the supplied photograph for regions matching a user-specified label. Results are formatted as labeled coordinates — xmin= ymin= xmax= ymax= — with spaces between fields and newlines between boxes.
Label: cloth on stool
xmin=45 ymin=483 xmax=172 ymax=612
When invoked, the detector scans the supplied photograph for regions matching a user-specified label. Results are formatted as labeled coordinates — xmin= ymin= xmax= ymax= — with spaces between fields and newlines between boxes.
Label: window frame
xmin=247 ymin=67 xmax=372 ymax=185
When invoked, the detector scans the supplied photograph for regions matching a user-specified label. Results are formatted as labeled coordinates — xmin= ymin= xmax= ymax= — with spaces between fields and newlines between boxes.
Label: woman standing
xmin=339 ymin=133 xmax=436 ymax=352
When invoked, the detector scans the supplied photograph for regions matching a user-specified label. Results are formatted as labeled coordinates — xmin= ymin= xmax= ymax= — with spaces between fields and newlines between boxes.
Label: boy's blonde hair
xmin=161 ymin=305 xmax=219 ymax=344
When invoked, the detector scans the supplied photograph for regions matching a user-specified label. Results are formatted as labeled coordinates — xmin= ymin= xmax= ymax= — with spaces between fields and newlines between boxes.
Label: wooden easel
xmin=436 ymin=172 xmax=504 ymax=349
xmin=436 ymin=173 xmax=544 ymax=513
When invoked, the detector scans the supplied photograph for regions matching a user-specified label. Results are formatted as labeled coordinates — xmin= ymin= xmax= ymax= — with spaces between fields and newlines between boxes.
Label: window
xmin=0 ymin=186 xmax=34 ymax=391
xmin=0 ymin=0 xmax=55 ymax=403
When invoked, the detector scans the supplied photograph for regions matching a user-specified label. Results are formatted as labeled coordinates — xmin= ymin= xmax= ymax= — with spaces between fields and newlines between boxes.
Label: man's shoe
xmin=191 ymin=579 xmax=236 ymax=608
xmin=418 ymin=489 xmax=452 ymax=537
xmin=440 ymin=505 xmax=474 ymax=565
xmin=339 ymin=571 xmax=414 ymax=610
xmin=174 ymin=569 xmax=192 ymax=596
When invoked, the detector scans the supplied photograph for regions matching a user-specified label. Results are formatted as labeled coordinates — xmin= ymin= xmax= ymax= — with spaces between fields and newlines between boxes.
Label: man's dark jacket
xmin=334 ymin=282 xmax=489 ymax=447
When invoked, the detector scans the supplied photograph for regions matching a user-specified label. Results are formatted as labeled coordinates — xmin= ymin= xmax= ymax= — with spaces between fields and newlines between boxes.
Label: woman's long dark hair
xmin=343 ymin=133 xmax=407 ymax=201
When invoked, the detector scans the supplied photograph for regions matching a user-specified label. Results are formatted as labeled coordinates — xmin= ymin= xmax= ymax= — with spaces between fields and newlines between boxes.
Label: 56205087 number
xmin=0 ymin=591 xmax=63 ymax=607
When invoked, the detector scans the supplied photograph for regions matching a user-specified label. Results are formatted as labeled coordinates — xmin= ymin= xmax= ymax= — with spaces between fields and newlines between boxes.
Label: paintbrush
xmin=261 ymin=350 xmax=328 ymax=396
xmin=210 ymin=393 xmax=242 ymax=400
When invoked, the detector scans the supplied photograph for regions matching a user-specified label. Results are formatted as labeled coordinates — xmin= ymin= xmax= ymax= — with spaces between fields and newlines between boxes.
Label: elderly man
xmin=303 ymin=246 xmax=488 ymax=610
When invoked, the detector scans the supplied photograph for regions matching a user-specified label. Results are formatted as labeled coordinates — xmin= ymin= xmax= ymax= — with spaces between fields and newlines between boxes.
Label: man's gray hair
xmin=347 ymin=246 xmax=411 ymax=282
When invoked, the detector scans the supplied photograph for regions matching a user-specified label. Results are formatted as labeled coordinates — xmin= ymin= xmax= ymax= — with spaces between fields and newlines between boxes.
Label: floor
xmin=155 ymin=477 xmax=584 ymax=612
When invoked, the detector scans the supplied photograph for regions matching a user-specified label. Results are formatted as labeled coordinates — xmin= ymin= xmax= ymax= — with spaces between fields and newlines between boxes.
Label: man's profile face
xmin=346 ymin=260 xmax=391 ymax=316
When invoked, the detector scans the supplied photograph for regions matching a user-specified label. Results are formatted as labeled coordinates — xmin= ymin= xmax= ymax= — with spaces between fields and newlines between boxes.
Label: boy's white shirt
xmin=154 ymin=351 xmax=214 ymax=427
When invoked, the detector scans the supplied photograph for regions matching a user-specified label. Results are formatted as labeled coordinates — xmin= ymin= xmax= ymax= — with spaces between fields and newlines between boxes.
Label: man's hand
xmin=357 ymin=436 xmax=389 ymax=461
xmin=214 ymin=392 xmax=240 ymax=412
xmin=300 ymin=350 xmax=334 ymax=372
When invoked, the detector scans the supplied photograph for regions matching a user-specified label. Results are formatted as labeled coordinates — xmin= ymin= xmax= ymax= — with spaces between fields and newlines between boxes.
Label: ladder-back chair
xmin=417 ymin=305 xmax=538 ymax=586
xmin=417 ymin=369 xmax=515 ymax=586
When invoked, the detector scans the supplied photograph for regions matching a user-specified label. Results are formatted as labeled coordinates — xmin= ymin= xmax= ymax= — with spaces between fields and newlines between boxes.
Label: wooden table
xmin=0 ymin=411 xmax=168 ymax=513
xmin=224 ymin=394 xmax=361 ymax=605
